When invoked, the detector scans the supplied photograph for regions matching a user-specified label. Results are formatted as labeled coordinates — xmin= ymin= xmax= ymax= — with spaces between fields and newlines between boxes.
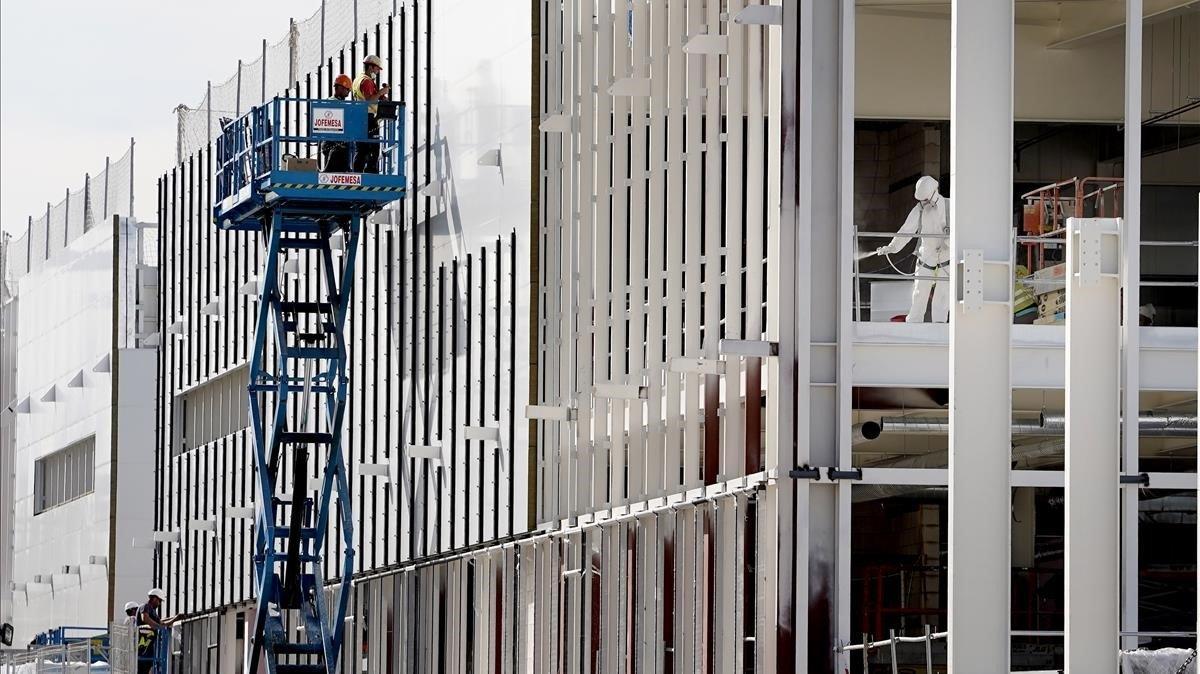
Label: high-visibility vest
xmin=352 ymin=73 xmax=379 ymax=115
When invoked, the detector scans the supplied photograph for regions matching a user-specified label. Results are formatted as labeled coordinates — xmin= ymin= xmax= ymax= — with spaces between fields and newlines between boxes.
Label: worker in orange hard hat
xmin=320 ymin=74 xmax=355 ymax=172
xmin=352 ymin=55 xmax=391 ymax=173
xmin=333 ymin=73 xmax=353 ymax=99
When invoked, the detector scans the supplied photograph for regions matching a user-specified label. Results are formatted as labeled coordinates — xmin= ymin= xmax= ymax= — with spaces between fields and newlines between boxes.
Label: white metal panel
xmin=626 ymin=0 xmax=650 ymax=509
xmin=701 ymin=0 xmax=724 ymax=490
xmin=644 ymin=0 xmax=669 ymax=503
xmin=715 ymin=494 xmax=737 ymax=671
xmin=663 ymin=0 xmax=687 ymax=503
xmin=609 ymin=0 xmax=632 ymax=514
xmin=574 ymin=0 xmax=597 ymax=525
xmin=723 ymin=0 xmax=747 ymax=482
xmin=592 ymin=0 xmax=616 ymax=517
xmin=682 ymin=0 xmax=706 ymax=492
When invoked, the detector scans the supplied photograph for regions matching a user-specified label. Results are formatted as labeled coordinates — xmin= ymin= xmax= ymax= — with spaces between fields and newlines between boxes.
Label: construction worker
xmin=876 ymin=176 xmax=952 ymax=322
xmin=352 ymin=55 xmax=391 ymax=173
xmin=122 ymin=601 xmax=139 ymax=626
xmin=320 ymin=74 xmax=354 ymax=172
xmin=136 ymin=588 xmax=176 ymax=673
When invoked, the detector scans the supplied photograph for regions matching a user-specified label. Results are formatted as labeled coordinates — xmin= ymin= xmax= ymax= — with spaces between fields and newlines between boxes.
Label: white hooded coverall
xmin=877 ymin=176 xmax=951 ymax=323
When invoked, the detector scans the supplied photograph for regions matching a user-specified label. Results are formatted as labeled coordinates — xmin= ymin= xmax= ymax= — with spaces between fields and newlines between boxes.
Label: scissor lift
xmin=214 ymin=96 xmax=405 ymax=674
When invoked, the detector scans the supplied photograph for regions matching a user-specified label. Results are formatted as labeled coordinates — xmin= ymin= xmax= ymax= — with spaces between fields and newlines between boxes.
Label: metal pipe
xmin=875 ymin=414 xmax=1197 ymax=438
xmin=1039 ymin=413 xmax=1197 ymax=438
xmin=852 ymin=421 xmax=881 ymax=445
xmin=856 ymin=231 xmax=950 ymax=239
xmin=889 ymin=629 xmax=899 ymax=674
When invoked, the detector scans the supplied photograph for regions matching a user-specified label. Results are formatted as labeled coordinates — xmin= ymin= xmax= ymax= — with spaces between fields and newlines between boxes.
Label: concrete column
xmin=948 ymin=0 xmax=1013 ymax=670
xmin=1120 ymin=0 xmax=1143 ymax=651
xmin=1065 ymin=217 xmax=1121 ymax=673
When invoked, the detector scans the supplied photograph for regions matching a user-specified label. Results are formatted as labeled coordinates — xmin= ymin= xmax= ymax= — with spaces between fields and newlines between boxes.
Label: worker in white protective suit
xmin=876 ymin=176 xmax=951 ymax=323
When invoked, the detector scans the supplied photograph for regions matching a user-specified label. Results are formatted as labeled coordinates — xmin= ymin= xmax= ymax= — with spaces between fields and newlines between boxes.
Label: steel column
xmin=1065 ymin=217 xmax=1122 ymax=673
xmin=1120 ymin=0 xmax=1143 ymax=652
xmin=785 ymin=0 xmax=852 ymax=669
xmin=948 ymin=0 xmax=1013 ymax=670
xmin=836 ymin=2 xmax=857 ymax=668
xmin=775 ymin=0 xmax=801 ymax=668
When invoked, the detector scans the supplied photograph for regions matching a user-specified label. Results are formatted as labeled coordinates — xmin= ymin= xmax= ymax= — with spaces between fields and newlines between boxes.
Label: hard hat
xmin=334 ymin=74 xmax=353 ymax=89
xmin=1139 ymin=304 xmax=1156 ymax=320
xmin=364 ymin=55 xmax=383 ymax=68
xmin=124 ymin=601 xmax=139 ymax=612
xmin=914 ymin=176 xmax=939 ymax=202
xmin=147 ymin=588 xmax=166 ymax=601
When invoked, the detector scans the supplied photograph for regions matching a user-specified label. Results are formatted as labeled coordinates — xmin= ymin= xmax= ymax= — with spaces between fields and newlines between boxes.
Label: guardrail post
xmin=888 ymin=629 xmax=899 ymax=674
xmin=924 ymin=625 xmax=933 ymax=672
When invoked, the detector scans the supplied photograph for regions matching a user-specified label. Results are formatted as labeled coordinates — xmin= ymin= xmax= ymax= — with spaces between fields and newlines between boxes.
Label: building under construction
xmin=2 ymin=0 xmax=1199 ymax=672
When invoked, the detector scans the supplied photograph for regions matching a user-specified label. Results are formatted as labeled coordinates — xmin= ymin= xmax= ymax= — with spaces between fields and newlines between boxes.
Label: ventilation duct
xmin=875 ymin=414 xmax=1196 ymax=438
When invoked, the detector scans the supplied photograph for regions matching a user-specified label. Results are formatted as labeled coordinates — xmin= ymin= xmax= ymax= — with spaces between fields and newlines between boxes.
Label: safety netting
xmin=175 ymin=0 xmax=399 ymax=158
xmin=4 ymin=145 xmax=134 ymax=279
xmin=1121 ymin=647 xmax=1197 ymax=674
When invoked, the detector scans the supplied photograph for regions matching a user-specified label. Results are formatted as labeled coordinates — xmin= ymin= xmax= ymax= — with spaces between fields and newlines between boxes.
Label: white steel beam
xmin=1121 ymin=0 xmax=1143 ymax=652
xmin=836 ymin=0 xmax=856 ymax=667
xmin=777 ymin=0 xmax=803 ymax=668
xmin=1065 ymin=218 xmax=1122 ymax=674
xmin=948 ymin=0 xmax=1013 ymax=670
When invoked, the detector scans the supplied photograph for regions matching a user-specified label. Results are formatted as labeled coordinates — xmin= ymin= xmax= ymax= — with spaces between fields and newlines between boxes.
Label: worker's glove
xmin=875 ymin=245 xmax=895 ymax=257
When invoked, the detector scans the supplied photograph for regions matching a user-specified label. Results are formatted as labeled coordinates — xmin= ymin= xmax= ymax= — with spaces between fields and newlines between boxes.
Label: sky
xmin=0 ymin=0 xmax=316 ymax=233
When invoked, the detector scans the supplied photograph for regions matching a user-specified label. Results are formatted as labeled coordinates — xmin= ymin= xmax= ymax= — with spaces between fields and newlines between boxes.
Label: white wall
xmin=8 ymin=219 xmax=154 ymax=645
xmin=857 ymin=10 xmax=1200 ymax=123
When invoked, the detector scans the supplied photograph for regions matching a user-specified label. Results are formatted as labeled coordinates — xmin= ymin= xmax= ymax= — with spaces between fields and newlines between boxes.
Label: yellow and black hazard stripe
xmin=274 ymin=182 xmax=402 ymax=192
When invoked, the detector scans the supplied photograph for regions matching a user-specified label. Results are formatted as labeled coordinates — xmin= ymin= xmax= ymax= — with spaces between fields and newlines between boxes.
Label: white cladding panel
xmin=9 ymin=219 xmax=155 ymax=644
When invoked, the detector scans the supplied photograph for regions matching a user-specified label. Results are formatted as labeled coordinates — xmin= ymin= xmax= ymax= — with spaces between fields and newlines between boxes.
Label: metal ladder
xmin=243 ymin=209 xmax=360 ymax=674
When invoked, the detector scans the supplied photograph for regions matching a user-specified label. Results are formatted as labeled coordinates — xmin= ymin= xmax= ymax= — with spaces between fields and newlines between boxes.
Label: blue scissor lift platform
xmin=214 ymin=96 xmax=405 ymax=674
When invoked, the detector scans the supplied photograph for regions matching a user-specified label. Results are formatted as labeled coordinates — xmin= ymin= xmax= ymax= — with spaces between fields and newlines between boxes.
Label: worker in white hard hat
xmin=122 ymin=601 xmax=139 ymax=626
xmin=1139 ymin=303 xmax=1156 ymax=326
xmin=352 ymin=55 xmax=391 ymax=173
xmin=876 ymin=176 xmax=952 ymax=322
xmin=136 ymin=588 xmax=176 ymax=673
